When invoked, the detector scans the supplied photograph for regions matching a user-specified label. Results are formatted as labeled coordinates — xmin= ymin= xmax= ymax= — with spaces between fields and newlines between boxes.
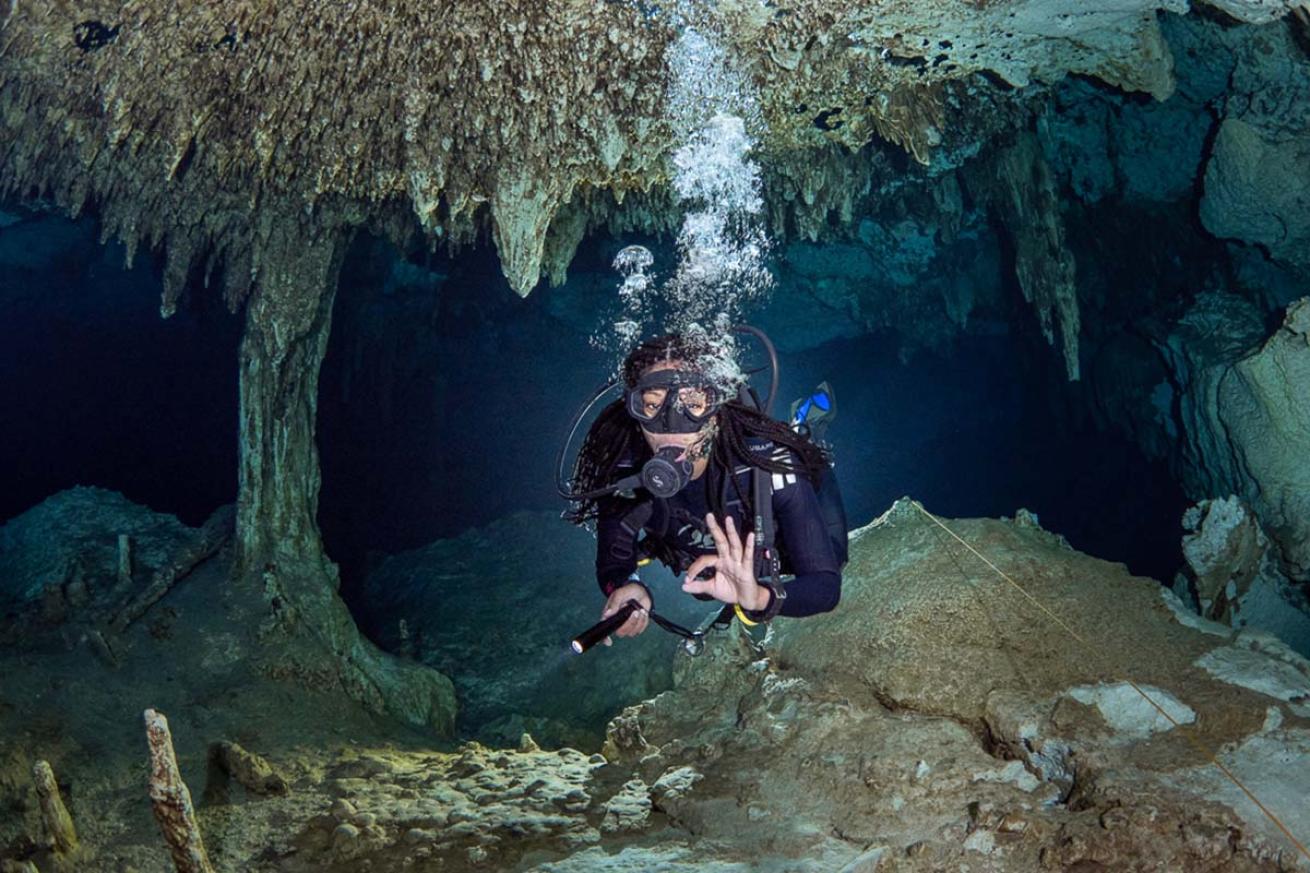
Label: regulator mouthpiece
xmin=641 ymin=445 xmax=693 ymax=498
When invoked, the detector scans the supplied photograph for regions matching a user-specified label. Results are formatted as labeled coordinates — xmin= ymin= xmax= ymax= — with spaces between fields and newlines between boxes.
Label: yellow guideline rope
xmin=908 ymin=499 xmax=1310 ymax=865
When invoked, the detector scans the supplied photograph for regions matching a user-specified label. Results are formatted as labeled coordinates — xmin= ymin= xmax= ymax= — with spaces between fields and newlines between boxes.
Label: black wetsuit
xmin=595 ymin=442 xmax=842 ymax=617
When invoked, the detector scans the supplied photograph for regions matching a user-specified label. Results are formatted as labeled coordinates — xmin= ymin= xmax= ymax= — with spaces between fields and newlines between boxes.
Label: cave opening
xmin=0 ymin=208 xmax=241 ymax=530
xmin=313 ymin=225 xmax=1192 ymax=644
xmin=0 ymin=206 xmax=1204 ymax=631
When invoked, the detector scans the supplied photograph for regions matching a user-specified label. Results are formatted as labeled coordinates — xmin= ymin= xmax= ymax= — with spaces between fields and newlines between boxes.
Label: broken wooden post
xmin=31 ymin=759 xmax=78 ymax=855
xmin=144 ymin=709 xmax=215 ymax=873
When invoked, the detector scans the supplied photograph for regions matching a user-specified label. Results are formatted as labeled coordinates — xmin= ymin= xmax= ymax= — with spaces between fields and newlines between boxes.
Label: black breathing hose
xmin=555 ymin=377 xmax=620 ymax=500
xmin=731 ymin=323 xmax=779 ymax=416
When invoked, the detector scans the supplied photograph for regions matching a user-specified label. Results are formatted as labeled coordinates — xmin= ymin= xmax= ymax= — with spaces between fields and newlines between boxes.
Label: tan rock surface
xmin=5 ymin=498 xmax=1310 ymax=870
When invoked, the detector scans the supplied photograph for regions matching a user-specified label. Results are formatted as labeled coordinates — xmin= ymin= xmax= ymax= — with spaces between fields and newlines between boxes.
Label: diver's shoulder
xmin=734 ymin=439 xmax=807 ymax=492
xmin=743 ymin=436 xmax=797 ymax=463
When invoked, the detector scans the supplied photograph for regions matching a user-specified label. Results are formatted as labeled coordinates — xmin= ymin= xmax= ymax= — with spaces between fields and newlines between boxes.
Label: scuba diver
xmin=560 ymin=330 xmax=847 ymax=646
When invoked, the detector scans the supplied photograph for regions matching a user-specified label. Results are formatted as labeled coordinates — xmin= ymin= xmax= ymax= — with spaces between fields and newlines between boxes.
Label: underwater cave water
xmin=0 ymin=214 xmax=240 ymax=529
xmin=309 ymin=233 xmax=1189 ymax=633
xmin=5 ymin=3 xmax=1310 ymax=868
xmin=0 ymin=213 xmax=1187 ymax=624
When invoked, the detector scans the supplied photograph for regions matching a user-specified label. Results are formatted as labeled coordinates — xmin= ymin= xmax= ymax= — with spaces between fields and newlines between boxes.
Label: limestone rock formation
xmin=1082 ymin=288 xmax=1310 ymax=627
xmin=1199 ymin=14 xmax=1310 ymax=269
xmin=0 ymin=486 xmax=198 ymax=611
xmin=1160 ymin=297 xmax=1310 ymax=586
xmin=1 ymin=0 xmax=1300 ymax=305
xmin=4 ymin=498 xmax=1309 ymax=870
xmin=967 ymin=131 xmax=1082 ymax=380
xmin=0 ymin=486 xmax=457 ymax=743
xmin=1201 ymin=118 xmax=1310 ymax=268
xmin=1178 ymin=496 xmax=1310 ymax=654
xmin=604 ymin=499 xmax=1310 ymax=870
xmin=1216 ymin=299 xmax=1310 ymax=575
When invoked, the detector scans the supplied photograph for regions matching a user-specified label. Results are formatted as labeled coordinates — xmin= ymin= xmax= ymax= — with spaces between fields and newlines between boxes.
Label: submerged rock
xmin=1163 ymin=298 xmax=1310 ymax=588
xmin=361 ymin=511 xmax=711 ymax=750
xmin=0 ymin=486 xmax=198 ymax=609
xmin=4 ymin=498 xmax=1309 ymax=871
xmin=602 ymin=498 xmax=1310 ymax=870
xmin=1178 ymin=495 xmax=1310 ymax=654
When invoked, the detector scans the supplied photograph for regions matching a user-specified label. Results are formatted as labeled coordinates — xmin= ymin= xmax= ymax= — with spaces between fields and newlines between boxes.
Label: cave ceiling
xmin=0 ymin=0 xmax=1300 ymax=310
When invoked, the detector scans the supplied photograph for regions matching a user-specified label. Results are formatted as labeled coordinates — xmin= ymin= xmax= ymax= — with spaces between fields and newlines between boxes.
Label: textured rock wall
xmin=8 ymin=498 xmax=1308 ymax=871
xmin=1180 ymin=496 xmax=1310 ymax=654
xmin=1199 ymin=14 xmax=1310 ymax=269
xmin=604 ymin=500 xmax=1310 ymax=871
xmin=1127 ymin=294 xmax=1310 ymax=595
xmin=1088 ymin=291 xmax=1310 ymax=649
xmin=1211 ymin=300 xmax=1310 ymax=577
xmin=1025 ymin=11 xmax=1310 ymax=605
xmin=2 ymin=0 xmax=1299 ymax=305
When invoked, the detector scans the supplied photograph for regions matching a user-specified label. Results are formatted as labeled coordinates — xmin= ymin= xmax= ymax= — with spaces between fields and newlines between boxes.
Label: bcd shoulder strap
xmin=752 ymin=461 xmax=781 ymax=586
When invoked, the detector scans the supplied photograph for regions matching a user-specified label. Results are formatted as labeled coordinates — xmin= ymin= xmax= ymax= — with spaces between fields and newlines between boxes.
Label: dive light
xmin=571 ymin=599 xmax=641 ymax=654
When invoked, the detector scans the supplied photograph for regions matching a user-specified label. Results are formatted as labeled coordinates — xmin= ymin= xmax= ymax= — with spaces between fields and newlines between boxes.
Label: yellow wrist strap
xmin=734 ymin=603 xmax=760 ymax=626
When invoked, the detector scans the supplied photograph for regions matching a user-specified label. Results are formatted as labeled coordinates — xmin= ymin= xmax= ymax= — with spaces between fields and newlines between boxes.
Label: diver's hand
xmin=600 ymin=583 xmax=651 ymax=646
xmin=682 ymin=514 xmax=767 ymax=609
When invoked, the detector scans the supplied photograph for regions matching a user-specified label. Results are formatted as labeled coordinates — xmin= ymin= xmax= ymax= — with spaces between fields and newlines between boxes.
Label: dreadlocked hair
xmin=562 ymin=398 xmax=642 ymax=526
xmin=563 ymin=334 xmax=831 ymax=527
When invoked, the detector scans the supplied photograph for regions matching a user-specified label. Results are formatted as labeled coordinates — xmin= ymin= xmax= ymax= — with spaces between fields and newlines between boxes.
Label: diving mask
xmin=625 ymin=369 xmax=723 ymax=434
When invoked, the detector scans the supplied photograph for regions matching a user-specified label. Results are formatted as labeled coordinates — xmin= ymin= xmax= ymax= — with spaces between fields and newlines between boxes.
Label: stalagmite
xmin=116 ymin=534 xmax=133 ymax=589
xmin=144 ymin=709 xmax=216 ymax=873
xmin=207 ymin=741 xmax=289 ymax=798
xmin=31 ymin=760 xmax=77 ymax=856
xmin=110 ymin=505 xmax=234 ymax=634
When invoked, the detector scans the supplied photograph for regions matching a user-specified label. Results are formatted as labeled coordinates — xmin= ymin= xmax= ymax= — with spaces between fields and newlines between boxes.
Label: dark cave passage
xmin=313 ymin=229 xmax=1190 ymax=627
xmin=778 ymin=333 xmax=1190 ymax=584
xmin=0 ymin=209 xmax=1194 ymax=617
xmin=314 ymin=235 xmax=618 ymax=617
xmin=0 ymin=212 xmax=240 ymax=529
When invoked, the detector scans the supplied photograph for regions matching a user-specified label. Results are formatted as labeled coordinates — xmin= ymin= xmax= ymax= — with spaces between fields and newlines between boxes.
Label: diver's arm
xmin=769 ymin=475 xmax=842 ymax=617
xmin=594 ymin=499 xmax=644 ymax=597
xmin=594 ymin=499 xmax=655 ymax=642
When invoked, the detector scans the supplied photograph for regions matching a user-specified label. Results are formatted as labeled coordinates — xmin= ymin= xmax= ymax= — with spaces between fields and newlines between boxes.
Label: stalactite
xmin=971 ymin=132 xmax=1082 ymax=381
xmin=3 ymin=0 xmax=1290 ymax=305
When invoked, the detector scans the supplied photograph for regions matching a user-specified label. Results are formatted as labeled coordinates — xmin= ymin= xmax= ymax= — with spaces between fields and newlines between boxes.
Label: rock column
xmin=233 ymin=220 xmax=455 ymax=734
